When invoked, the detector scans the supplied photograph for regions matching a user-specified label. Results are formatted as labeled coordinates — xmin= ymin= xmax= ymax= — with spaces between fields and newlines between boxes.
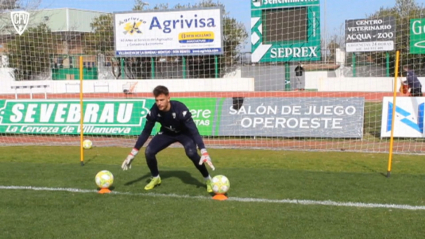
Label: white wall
xmin=1 ymin=67 xmax=422 ymax=94
xmin=0 ymin=68 xmax=255 ymax=95
xmin=305 ymin=70 xmax=425 ymax=92
xmin=306 ymin=76 xmax=406 ymax=92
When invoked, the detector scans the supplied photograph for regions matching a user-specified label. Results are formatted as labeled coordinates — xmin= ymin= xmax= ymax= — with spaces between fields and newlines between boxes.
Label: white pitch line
xmin=1 ymin=185 xmax=425 ymax=211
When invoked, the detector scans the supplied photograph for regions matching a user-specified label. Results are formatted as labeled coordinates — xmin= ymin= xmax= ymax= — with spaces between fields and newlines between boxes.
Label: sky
xmin=38 ymin=0 xmax=425 ymax=51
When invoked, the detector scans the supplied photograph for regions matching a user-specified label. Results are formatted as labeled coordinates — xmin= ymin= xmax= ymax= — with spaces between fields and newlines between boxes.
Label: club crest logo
xmin=11 ymin=11 xmax=30 ymax=35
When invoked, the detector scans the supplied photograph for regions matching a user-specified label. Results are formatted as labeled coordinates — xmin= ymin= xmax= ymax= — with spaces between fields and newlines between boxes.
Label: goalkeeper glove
xmin=122 ymin=148 xmax=138 ymax=171
xmin=199 ymin=148 xmax=215 ymax=171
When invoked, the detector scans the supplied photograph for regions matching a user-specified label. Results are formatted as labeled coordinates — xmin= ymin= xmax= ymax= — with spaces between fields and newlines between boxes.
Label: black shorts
xmin=147 ymin=133 xmax=197 ymax=155
xmin=411 ymin=88 xmax=423 ymax=97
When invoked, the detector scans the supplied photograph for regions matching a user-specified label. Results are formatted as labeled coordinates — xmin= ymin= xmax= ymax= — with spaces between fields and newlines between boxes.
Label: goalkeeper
xmin=121 ymin=85 xmax=215 ymax=192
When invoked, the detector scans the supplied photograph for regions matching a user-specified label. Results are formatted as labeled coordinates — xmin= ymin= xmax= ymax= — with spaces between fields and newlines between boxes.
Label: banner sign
xmin=114 ymin=8 xmax=223 ymax=57
xmin=0 ymin=99 xmax=153 ymax=135
xmin=410 ymin=19 xmax=425 ymax=54
xmin=0 ymin=98 xmax=364 ymax=138
xmin=218 ymin=97 xmax=364 ymax=138
xmin=345 ymin=16 xmax=395 ymax=52
xmin=381 ymin=97 xmax=425 ymax=138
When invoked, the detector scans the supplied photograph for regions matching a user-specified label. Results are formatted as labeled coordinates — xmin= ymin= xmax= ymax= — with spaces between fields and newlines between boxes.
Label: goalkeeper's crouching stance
xmin=121 ymin=85 xmax=215 ymax=192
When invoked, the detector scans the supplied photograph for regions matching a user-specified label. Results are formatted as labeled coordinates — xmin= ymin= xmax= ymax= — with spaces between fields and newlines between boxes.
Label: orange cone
xmin=98 ymin=188 xmax=111 ymax=194
xmin=212 ymin=193 xmax=228 ymax=201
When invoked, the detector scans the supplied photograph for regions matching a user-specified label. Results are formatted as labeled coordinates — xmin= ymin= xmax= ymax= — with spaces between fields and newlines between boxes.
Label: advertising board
xmin=345 ymin=17 xmax=395 ymax=52
xmin=0 ymin=97 xmax=364 ymax=138
xmin=114 ymin=8 xmax=223 ymax=56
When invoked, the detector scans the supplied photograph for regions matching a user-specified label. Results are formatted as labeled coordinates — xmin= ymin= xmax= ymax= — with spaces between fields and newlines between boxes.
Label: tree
xmin=326 ymin=39 xmax=340 ymax=63
xmin=133 ymin=0 xmax=248 ymax=78
xmin=0 ymin=0 xmax=19 ymax=10
xmin=368 ymin=0 xmax=425 ymax=75
xmin=323 ymin=22 xmax=345 ymax=64
xmin=84 ymin=14 xmax=128 ymax=79
xmin=84 ymin=14 xmax=114 ymax=57
xmin=0 ymin=0 xmax=42 ymax=35
xmin=84 ymin=0 xmax=247 ymax=79
xmin=84 ymin=12 xmax=149 ymax=79
xmin=132 ymin=0 xmax=150 ymax=11
xmin=7 ymin=23 xmax=59 ymax=80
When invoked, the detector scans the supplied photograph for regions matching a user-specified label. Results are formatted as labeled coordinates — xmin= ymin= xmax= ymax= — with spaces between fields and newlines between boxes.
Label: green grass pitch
xmin=0 ymin=146 xmax=424 ymax=238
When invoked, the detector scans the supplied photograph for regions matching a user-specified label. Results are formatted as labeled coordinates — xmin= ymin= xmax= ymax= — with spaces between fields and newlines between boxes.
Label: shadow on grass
xmin=124 ymin=173 xmax=150 ymax=186
xmin=124 ymin=170 xmax=205 ymax=189
xmin=350 ymin=160 xmax=387 ymax=177
xmin=81 ymin=154 xmax=99 ymax=166
xmin=96 ymin=186 xmax=116 ymax=192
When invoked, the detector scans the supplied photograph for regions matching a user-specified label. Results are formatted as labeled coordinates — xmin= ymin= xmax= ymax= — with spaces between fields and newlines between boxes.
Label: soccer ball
xmin=83 ymin=139 xmax=93 ymax=149
xmin=211 ymin=175 xmax=230 ymax=194
xmin=95 ymin=170 xmax=114 ymax=188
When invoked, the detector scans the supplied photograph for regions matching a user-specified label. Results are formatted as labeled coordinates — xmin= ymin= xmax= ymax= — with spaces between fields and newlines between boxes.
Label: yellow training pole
xmin=387 ymin=50 xmax=400 ymax=177
xmin=79 ymin=56 xmax=84 ymax=166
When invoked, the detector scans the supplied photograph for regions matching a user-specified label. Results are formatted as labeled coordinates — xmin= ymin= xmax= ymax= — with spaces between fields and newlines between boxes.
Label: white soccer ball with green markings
xmin=95 ymin=170 xmax=114 ymax=188
xmin=211 ymin=175 xmax=230 ymax=194
xmin=83 ymin=139 xmax=93 ymax=149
